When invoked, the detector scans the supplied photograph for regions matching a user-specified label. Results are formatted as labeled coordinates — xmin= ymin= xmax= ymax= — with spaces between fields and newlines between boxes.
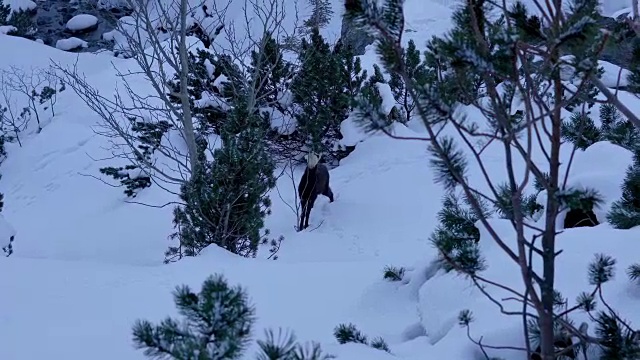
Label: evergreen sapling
xmin=429 ymin=193 xmax=489 ymax=275
xmin=290 ymin=27 xmax=360 ymax=161
xmin=132 ymin=274 xmax=255 ymax=360
xmin=332 ymin=323 xmax=390 ymax=353
xmin=167 ymin=49 xmax=241 ymax=136
xmin=388 ymin=39 xmax=430 ymax=123
xmin=607 ymin=162 xmax=640 ymax=229
xmin=133 ymin=275 xmax=335 ymax=360
xmin=249 ymin=34 xmax=292 ymax=114
xmin=561 ymin=111 xmax=601 ymax=150
xmin=167 ymin=97 xmax=278 ymax=261
xmin=248 ymin=33 xmax=301 ymax=162
xmin=303 ymin=0 xmax=333 ymax=32
xmin=256 ymin=328 xmax=335 ymax=360
xmin=382 ymin=265 xmax=405 ymax=281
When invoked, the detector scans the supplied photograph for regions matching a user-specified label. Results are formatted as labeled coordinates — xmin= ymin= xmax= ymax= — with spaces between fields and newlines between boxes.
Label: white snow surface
xmin=65 ymin=14 xmax=99 ymax=32
xmin=1 ymin=0 xmax=640 ymax=359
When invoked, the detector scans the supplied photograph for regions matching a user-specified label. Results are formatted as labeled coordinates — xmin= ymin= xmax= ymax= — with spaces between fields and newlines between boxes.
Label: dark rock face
xmin=339 ymin=14 xmax=375 ymax=56
xmin=32 ymin=0 xmax=129 ymax=52
xmin=597 ymin=12 xmax=638 ymax=70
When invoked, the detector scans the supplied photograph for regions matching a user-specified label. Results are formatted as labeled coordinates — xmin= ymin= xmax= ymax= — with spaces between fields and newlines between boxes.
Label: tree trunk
xmin=537 ymin=4 xmax=563 ymax=357
xmin=178 ymin=0 xmax=200 ymax=175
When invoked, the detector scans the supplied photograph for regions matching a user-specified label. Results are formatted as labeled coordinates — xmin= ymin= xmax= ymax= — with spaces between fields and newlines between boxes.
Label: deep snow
xmin=1 ymin=0 xmax=640 ymax=359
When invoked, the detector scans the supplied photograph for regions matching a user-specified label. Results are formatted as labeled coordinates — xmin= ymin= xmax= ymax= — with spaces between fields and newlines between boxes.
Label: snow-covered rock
xmin=0 ymin=26 xmax=16 ymax=35
xmin=65 ymin=14 xmax=99 ymax=33
xmin=55 ymin=37 xmax=88 ymax=51
xmin=4 ymin=0 xmax=36 ymax=12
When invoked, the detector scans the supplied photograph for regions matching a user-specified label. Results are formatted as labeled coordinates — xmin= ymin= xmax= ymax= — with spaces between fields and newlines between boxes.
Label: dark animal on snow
xmin=563 ymin=208 xmax=599 ymax=229
xmin=530 ymin=322 xmax=589 ymax=360
xmin=530 ymin=337 xmax=576 ymax=360
xmin=298 ymin=153 xmax=334 ymax=230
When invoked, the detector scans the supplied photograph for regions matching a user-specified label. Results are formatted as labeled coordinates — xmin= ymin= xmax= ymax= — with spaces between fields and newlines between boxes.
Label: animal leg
xmin=304 ymin=202 xmax=313 ymax=229
xmin=303 ymin=196 xmax=318 ymax=229
xmin=299 ymin=200 xmax=308 ymax=230
xmin=323 ymin=185 xmax=334 ymax=203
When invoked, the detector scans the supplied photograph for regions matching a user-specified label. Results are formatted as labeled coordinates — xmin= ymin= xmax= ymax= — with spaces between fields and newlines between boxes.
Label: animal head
xmin=306 ymin=152 xmax=321 ymax=169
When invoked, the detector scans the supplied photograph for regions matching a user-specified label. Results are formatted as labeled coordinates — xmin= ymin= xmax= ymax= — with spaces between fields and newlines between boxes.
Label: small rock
xmin=0 ymin=25 xmax=17 ymax=35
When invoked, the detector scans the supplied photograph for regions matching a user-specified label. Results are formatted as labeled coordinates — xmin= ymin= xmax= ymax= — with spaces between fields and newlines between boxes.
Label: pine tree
xmin=0 ymin=0 xmax=9 ymax=24
xmin=249 ymin=34 xmax=292 ymax=111
xmin=167 ymin=98 xmax=277 ymax=261
xmin=168 ymin=49 xmax=241 ymax=136
xmin=599 ymin=104 xmax=640 ymax=155
xmin=560 ymin=0 xmax=602 ymax=114
xmin=248 ymin=33 xmax=300 ymax=161
xmin=303 ymin=0 xmax=334 ymax=33
xmin=607 ymin=162 xmax=640 ymax=229
xmin=429 ymin=193 xmax=490 ymax=275
xmin=291 ymin=27 xmax=334 ymax=154
xmin=589 ymin=255 xmax=640 ymax=359
xmin=333 ymin=40 xmax=367 ymax=108
xmin=388 ymin=39 xmax=430 ymax=123
xmin=595 ymin=311 xmax=640 ymax=360
xmin=561 ymin=111 xmax=601 ymax=150
xmin=99 ymin=117 xmax=172 ymax=198
xmin=493 ymin=182 xmax=542 ymax=220
xmin=358 ymin=63 xmax=406 ymax=128
xmin=420 ymin=1 xmax=492 ymax=105
xmin=290 ymin=28 xmax=351 ymax=160
xmin=132 ymin=274 xmax=255 ymax=360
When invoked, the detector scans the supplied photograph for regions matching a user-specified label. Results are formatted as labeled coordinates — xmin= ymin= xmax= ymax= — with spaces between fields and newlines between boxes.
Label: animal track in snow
xmin=61 ymin=138 xmax=91 ymax=154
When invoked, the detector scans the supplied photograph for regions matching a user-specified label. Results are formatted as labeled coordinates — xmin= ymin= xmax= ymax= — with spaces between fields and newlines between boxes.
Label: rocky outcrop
xmin=339 ymin=14 xmax=375 ymax=56
xmin=598 ymin=12 xmax=638 ymax=70
xmin=30 ymin=0 xmax=129 ymax=53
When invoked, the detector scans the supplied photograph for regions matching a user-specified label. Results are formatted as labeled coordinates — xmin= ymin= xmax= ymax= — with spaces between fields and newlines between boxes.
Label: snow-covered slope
xmin=1 ymin=0 xmax=640 ymax=359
